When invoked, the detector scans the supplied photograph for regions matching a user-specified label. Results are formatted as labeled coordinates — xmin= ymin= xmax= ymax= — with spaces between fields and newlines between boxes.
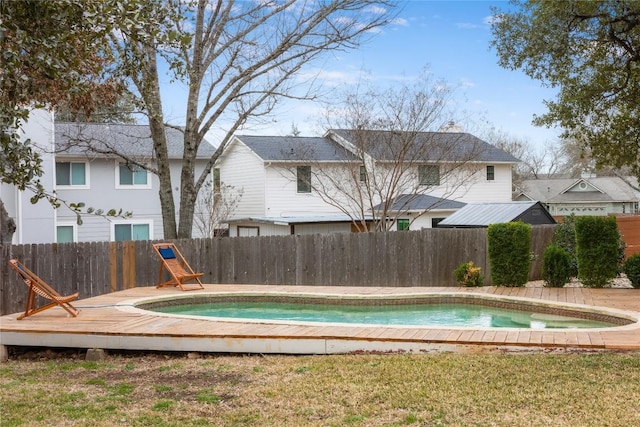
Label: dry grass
xmin=1 ymin=349 xmax=640 ymax=426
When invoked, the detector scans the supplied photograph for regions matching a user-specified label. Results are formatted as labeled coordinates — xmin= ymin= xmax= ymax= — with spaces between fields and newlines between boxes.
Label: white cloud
xmin=367 ymin=5 xmax=388 ymax=15
xmin=391 ymin=17 xmax=409 ymax=27
xmin=459 ymin=78 xmax=476 ymax=88
xmin=457 ymin=22 xmax=480 ymax=30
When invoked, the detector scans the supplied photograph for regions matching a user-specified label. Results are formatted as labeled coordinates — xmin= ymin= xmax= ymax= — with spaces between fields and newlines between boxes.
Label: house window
xmin=397 ymin=219 xmax=410 ymax=231
xmin=297 ymin=166 xmax=311 ymax=193
xmin=56 ymin=225 xmax=75 ymax=243
xmin=419 ymin=165 xmax=440 ymax=186
xmin=359 ymin=165 xmax=367 ymax=182
xmin=213 ymin=168 xmax=221 ymax=192
xmin=432 ymin=218 xmax=445 ymax=228
xmin=113 ymin=222 xmax=151 ymax=241
xmin=237 ymin=226 xmax=259 ymax=237
xmin=56 ymin=162 xmax=87 ymax=186
xmin=117 ymin=162 xmax=149 ymax=187
xmin=486 ymin=165 xmax=495 ymax=181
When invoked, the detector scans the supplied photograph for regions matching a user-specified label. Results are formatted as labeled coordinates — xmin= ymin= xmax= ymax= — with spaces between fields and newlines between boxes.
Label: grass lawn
xmin=1 ymin=349 xmax=639 ymax=426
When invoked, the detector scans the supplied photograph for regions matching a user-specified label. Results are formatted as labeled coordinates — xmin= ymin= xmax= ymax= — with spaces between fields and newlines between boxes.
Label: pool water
xmin=152 ymin=301 xmax=616 ymax=329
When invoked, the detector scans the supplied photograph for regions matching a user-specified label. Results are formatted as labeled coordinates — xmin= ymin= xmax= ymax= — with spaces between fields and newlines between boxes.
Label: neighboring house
xmin=1 ymin=110 xmax=216 ymax=244
xmin=1 ymin=109 xmax=57 ymax=244
xmin=515 ymin=176 xmax=640 ymax=217
xmin=217 ymin=129 xmax=519 ymax=236
xmin=437 ymin=201 xmax=556 ymax=228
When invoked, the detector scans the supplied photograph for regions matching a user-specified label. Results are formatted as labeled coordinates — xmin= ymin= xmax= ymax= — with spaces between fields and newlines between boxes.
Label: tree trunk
xmin=143 ymin=44 xmax=178 ymax=239
xmin=176 ymin=125 xmax=199 ymax=238
xmin=0 ymin=198 xmax=17 ymax=244
xmin=150 ymin=116 xmax=178 ymax=240
xmin=177 ymin=21 xmax=204 ymax=239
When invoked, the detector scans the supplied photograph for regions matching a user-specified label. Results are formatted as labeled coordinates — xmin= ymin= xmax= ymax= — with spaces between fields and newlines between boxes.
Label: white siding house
xmin=2 ymin=111 xmax=216 ymax=243
xmin=219 ymin=129 xmax=519 ymax=236
xmin=0 ymin=109 xmax=57 ymax=243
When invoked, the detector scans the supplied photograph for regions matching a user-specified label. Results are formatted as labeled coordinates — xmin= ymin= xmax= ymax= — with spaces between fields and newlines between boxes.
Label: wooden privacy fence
xmin=615 ymin=215 xmax=640 ymax=258
xmin=0 ymin=226 xmax=556 ymax=316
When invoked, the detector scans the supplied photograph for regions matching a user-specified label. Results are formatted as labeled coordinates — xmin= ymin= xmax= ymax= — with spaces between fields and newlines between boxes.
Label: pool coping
xmin=2 ymin=284 xmax=640 ymax=355
xmin=123 ymin=291 xmax=640 ymax=331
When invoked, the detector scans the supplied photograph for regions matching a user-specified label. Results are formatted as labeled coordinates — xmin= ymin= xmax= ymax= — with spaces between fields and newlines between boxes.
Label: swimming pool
xmin=139 ymin=293 xmax=635 ymax=329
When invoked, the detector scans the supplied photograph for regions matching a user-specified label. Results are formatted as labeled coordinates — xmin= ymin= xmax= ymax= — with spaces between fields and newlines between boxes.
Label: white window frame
xmin=110 ymin=219 xmax=154 ymax=241
xmin=55 ymin=222 xmax=77 ymax=243
xmin=115 ymin=161 xmax=152 ymax=189
xmin=296 ymin=165 xmax=312 ymax=193
xmin=55 ymin=160 xmax=90 ymax=189
xmin=486 ymin=165 xmax=495 ymax=181
xmin=418 ymin=164 xmax=440 ymax=186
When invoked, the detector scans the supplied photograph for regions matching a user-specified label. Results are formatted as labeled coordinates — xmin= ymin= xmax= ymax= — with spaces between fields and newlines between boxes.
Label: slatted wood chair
xmin=8 ymin=259 xmax=80 ymax=320
xmin=152 ymin=243 xmax=205 ymax=291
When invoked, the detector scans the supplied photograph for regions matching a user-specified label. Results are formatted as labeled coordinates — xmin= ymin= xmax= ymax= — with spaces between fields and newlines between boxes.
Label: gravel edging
xmin=526 ymin=275 xmax=633 ymax=288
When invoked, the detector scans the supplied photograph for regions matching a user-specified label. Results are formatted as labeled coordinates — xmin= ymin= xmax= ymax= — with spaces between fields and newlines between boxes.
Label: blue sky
xmin=164 ymin=1 xmax=560 ymax=150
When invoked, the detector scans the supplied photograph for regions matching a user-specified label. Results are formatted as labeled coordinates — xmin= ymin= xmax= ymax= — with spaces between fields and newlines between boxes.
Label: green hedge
xmin=542 ymin=244 xmax=572 ymax=288
xmin=552 ymin=214 xmax=578 ymax=277
xmin=575 ymin=216 xmax=619 ymax=287
xmin=487 ymin=222 xmax=531 ymax=287
xmin=623 ymin=254 xmax=640 ymax=289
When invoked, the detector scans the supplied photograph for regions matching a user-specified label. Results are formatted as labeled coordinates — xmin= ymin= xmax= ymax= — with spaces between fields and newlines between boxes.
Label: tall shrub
xmin=542 ymin=244 xmax=572 ymax=288
xmin=552 ymin=214 xmax=577 ymax=277
xmin=575 ymin=216 xmax=619 ymax=287
xmin=623 ymin=254 xmax=640 ymax=289
xmin=488 ymin=222 xmax=531 ymax=287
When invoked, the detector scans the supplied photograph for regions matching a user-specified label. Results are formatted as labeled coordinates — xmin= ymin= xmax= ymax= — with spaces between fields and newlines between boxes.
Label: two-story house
xmin=1 ymin=110 xmax=216 ymax=244
xmin=218 ymin=128 xmax=519 ymax=236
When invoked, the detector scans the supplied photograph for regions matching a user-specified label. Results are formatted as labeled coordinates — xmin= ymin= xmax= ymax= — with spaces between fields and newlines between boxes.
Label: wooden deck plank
xmin=1 ymin=285 xmax=639 ymax=354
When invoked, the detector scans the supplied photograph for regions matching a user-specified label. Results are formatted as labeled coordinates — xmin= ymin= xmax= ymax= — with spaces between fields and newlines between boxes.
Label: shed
xmin=437 ymin=201 xmax=556 ymax=228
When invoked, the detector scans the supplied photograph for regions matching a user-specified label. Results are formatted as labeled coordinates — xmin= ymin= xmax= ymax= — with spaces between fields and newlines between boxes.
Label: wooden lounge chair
xmin=8 ymin=259 xmax=80 ymax=320
xmin=152 ymin=243 xmax=205 ymax=291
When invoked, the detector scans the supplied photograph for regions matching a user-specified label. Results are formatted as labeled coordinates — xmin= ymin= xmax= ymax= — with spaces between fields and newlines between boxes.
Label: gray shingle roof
xmin=438 ymin=201 xmax=545 ymax=227
xmin=55 ymin=123 xmax=216 ymax=159
xmin=235 ymin=135 xmax=360 ymax=162
xmin=329 ymin=129 xmax=520 ymax=163
xmin=374 ymin=194 xmax=466 ymax=212
xmin=519 ymin=177 xmax=640 ymax=203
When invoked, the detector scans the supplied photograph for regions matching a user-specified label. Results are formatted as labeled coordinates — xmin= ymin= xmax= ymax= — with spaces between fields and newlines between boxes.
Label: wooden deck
xmin=1 ymin=285 xmax=640 ymax=355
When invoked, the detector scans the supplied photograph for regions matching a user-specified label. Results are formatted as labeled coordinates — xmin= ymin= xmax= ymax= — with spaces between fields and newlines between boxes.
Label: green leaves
xmin=575 ymin=216 xmax=620 ymax=287
xmin=491 ymin=1 xmax=640 ymax=180
xmin=68 ymin=202 xmax=132 ymax=227
xmin=488 ymin=222 xmax=532 ymax=287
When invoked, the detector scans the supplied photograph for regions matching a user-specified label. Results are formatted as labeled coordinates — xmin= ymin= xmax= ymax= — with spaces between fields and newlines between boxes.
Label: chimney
xmin=439 ymin=121 xmax=463 ymax=133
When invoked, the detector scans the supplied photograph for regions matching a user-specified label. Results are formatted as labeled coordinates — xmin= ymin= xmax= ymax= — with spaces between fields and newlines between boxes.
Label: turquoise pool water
xmin=151 ymin=301 xmax=617 ymax=329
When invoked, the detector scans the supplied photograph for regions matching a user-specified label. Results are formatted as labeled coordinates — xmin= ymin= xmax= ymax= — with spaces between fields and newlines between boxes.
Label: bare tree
xmin=283 ymin=73 xmax=494 ymax=231
xmin=193 ymin=181 xmax=243 ymax=238
xmin=481 ymin=126 xmax=563 ymax=185
xmin=107 ymin=0 xmax=397 ymax=239
xmin=555 ymin=136 xmax=634 ymax=179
